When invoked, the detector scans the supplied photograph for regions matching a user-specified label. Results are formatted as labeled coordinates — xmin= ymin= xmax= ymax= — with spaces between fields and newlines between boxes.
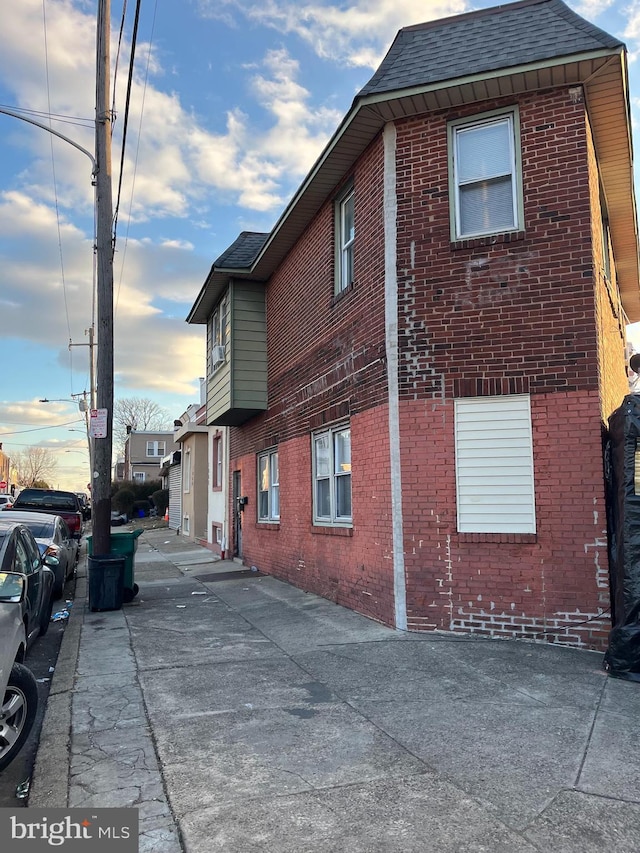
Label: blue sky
xmin=0 ymin=0 xmax=639 ymax=491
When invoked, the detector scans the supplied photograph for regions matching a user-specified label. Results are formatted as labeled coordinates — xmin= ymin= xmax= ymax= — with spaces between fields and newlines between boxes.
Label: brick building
xmin=187 ymin=0 xmax=640 ymax=648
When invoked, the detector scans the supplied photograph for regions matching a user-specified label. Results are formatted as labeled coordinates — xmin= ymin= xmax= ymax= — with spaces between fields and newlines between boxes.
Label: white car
xmin=0 ymin=571 xmax=38 ymax=772
xmin=0 ymin=495 xmax=14 ymax=510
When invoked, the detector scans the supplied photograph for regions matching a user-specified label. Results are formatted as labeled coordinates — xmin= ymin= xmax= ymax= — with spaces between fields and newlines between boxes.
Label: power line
xmin=0 ymin=419 xmax=85 ymax=437
xmin=115 ymin=0 xmax=158 ymax=315
xmin=0 ymin=102 xmax=94 ymax=129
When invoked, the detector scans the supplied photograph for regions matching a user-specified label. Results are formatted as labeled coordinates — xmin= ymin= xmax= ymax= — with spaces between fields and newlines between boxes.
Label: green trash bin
xmin=87 ymin=529 xmax=144 ymax=602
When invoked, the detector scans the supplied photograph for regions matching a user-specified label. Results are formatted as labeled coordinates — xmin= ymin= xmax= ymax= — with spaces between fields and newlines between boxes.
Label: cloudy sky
xmin=0 ymin=0 xmax=639 ymax=491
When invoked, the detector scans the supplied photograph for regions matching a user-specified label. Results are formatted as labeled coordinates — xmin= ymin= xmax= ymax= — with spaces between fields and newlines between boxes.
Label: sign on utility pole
xmin=92 ymin=0 xmax=114 ymax=556
xmin=90 ymin=408 xmax=109 ymax=439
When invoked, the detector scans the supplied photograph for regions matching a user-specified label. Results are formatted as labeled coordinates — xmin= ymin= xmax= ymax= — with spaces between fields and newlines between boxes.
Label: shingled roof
xmin=358 ymin=0 xmax=622 ymax=100
xmin=213 ymin=231 xmax=269 ymax=269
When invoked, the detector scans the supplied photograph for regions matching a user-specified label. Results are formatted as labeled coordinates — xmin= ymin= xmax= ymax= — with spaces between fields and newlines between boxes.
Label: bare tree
xmin=13 ymin=447 xmax=58 ymax=488
xmin=113 ymin=397 xmax=172 ymax=457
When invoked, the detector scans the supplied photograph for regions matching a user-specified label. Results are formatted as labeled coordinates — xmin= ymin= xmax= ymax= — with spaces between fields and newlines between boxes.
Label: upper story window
xmin=208 ymin=295 xmax=228 ymax=373
xmin=258 ymin=449 xmax=279 ymax=522
xmin=146 ymin=440 xmax=166 ymax=457
xmin=450 ymin=109 xmax=522 ymax=240
xmin=335 ymin=183 xmax=354 ymax=293
xmin=313 ymin=425 xmax=351 ymax=526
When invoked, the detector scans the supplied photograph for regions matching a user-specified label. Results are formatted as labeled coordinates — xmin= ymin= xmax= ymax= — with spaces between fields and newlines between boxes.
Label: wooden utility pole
xmin=92 ymin=0 xmax=114 ymax=556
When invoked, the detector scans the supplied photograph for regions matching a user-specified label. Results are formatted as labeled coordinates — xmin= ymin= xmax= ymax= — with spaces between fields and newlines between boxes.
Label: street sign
xmin=0 ymin=481 xmax=6 ymax=490
xmin=90 ymin=408 xmax=108 ymax=439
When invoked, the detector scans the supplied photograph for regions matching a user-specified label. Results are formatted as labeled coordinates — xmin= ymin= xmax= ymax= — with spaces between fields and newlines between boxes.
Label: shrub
xmin=113 ymin=488 xmax=135 ymax=517
xmin=150 ymin=489 xmax=169 ymax=516
xmin=132 ymin=499 xmax=152 ymax=518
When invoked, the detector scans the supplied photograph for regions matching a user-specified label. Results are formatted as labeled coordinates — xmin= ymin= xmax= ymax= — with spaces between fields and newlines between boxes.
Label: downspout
xmin=383 ymin=122 xmax=408 ymax=631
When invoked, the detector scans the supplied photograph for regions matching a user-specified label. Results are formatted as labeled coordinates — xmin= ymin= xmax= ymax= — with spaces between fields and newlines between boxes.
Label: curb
xmin=28 ymin=561 xmax=87 ymax=808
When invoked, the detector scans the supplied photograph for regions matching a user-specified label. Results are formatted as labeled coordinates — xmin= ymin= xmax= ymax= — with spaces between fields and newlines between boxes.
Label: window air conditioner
xmin=212 ymin=345 xmax=225 ymax=366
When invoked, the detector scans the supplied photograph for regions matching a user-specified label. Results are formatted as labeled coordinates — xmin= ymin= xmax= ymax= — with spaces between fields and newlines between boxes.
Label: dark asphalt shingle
xmin=214 ymin=231 xmax=269 ymax=269
xmin=357 ymin=0 xmax=622 ymax=99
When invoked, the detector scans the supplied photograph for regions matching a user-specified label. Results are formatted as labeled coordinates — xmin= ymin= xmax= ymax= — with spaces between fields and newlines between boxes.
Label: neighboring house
xmin=187 ymin=0 xmax=640 ymax=649
xmin=112 ymin=458 xmax=125 ymax=482
xmin=124 ymin=429 xmax=178 ymax=484
xmin=175 ymin=403 xmax=206 ymax=541
xmin=0 ymin=443 xmax=14 ymax=495
xmin=160 ymin=449 xmax=182 ymax=530
xmin=174 ymin=382 xmax=231 ymax=554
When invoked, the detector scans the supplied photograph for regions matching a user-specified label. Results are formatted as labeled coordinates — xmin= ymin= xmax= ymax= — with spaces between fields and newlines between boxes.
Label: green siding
xmin=206 ymin=280 xmax=267 ymax=426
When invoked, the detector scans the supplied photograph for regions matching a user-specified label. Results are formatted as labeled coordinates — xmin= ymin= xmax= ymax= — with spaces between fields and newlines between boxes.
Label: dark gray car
xmin=6 ymin=511 xmax=78 ymax=599
xmin=0 ymin=520 xmax=56 ymax=648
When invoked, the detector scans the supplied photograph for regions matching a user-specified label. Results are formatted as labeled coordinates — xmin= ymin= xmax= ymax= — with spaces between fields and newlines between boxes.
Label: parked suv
xmin=8 ymin=489 xmax=84 ymax=540
xmin=0 ymin=571 xmax=39 ymax=772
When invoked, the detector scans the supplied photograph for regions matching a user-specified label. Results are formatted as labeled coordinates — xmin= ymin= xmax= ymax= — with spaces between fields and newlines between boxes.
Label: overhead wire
xmin=114 ymin=0 xmax=157 ymax=316
xmin=112 ymin=0 xmax=142 ymax=246
xmin=41 ymin=0 xmax=74 ymax=387
xmin=0 ymin=419 xmax=85 ymax=437
xmin=0 ymin=103 xmax=94 ymax=129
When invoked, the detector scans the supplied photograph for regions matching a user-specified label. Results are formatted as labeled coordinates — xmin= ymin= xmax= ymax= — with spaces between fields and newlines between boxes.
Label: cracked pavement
xmin=29 ymin=527 xmax=640 ymax=852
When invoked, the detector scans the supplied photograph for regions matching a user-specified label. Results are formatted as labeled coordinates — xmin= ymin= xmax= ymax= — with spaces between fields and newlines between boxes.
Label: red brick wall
xmin=232 ymin=407 xmax=396 ymax=625
xmin=401 ymin=392 xmax=610 ymax=648
xmin=395 ymin=89 xmax=599 ymax=404
xmin=584 ymin=110 xmax=630 ymax=420
xmin=229 ymin=85 xmax=628 ymax=649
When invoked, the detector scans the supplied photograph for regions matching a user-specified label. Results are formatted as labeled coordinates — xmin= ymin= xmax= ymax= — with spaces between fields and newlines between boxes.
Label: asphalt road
xmin=0 ymin=571 xmax=77 ymax=806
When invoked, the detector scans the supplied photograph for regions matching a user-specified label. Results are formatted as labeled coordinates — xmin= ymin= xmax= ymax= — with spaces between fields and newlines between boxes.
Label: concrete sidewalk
xmin=29 ymin=525 xmax=640 ymax=852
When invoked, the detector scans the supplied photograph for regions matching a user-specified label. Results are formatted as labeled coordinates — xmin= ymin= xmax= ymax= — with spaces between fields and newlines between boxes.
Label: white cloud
xmin=211 ymin=0 xmax=468 ymax=68
xmin=572 ymin=0 xmax=616 ymax=19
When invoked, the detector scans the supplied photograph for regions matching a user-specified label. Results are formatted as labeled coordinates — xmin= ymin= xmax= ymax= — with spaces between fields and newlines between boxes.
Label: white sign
xmin=90 ymin=408 xmax=108 ymax=439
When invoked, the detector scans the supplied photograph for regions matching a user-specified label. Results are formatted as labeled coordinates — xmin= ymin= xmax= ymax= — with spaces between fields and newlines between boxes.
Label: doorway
xmin=232 ymin=470 xmax=242 ymax=558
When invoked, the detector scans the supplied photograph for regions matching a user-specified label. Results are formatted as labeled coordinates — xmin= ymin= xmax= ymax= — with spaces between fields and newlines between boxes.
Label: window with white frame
xmin=450 ymin=109 xmax=521 ymax=239
xmin=258 ymin=449 xmax=279 ymax=521
xmin=208 ymin=295 xmax=228 ymax=373
xmin=313 ymin=425 xmax=351 ymax=525
xmin=146 ymin=440 xmax=166 ymax=457
xmin=133 ymin=471 xmax=145 ymax=483
xmin=454 ymin=395 xmax=536 ymax=534
xmin=335 ymin=184 xmax=354 ymax=293
xmin=212 ymin=435 xmax=223 ymax=490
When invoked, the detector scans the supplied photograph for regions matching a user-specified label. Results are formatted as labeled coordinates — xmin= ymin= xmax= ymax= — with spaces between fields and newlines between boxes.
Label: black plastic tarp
xmin=605 ymin=394 xmax=640 ymax=681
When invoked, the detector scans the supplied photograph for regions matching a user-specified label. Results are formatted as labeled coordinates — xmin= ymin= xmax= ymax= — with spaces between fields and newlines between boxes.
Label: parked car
xmin=0 ymin=495 xmax=14 ymax=510
xmin=8 ymin=489 xmax=84 ymax=540
xmin=0 ymin=571 xmax=39 ymax=772
xmin=0 ymin=519 xmax=56 ymax=648
xmin=7 ymin=511 xmax=78 ymax=599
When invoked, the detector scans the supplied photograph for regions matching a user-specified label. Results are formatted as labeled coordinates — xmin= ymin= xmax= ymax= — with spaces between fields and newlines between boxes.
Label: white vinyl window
xmin=208 ymin=295 xmax=228 ymax=373
xmin=450 ymin=110 xmax=521 ymax=239
xmin=133 ymin=471 xmax=145 ymax=483
xmin=313 ymin=425 xmax=352 ymax=525
xmin=258 ymin=449 xmax=279 ymax=521
xmin=455 ymin=395 xmax=535 ymax=533
xmin=146 ymin=440 xmax=166 ymax=458
xmin=335 ymin=184 xmax=354 ymax=293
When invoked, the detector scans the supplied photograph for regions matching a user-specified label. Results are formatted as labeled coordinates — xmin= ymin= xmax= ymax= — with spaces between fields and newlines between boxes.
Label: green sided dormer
xmin=187 ymin=232 xmax=269 ymax=426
